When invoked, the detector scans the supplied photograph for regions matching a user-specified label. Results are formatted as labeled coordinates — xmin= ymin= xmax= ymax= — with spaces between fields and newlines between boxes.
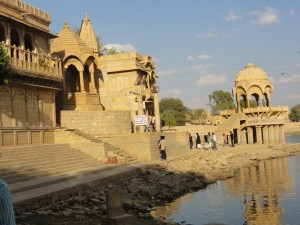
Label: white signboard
xmin=135 ymin=115 xmax=147 ymax=126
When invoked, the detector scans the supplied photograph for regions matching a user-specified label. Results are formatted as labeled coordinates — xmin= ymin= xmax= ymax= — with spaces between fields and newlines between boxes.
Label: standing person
xmin=151 ymin=115 xmax=156 ymax=131
xmin=148 ymin=115 xmax=152 ymax=132
xmin=223 ymin=133 xmax=227 ymax=147
xmin=0 ymin=179 xmax=16 ymax=225
xmin=196 ymin=133 xmax=201 ymax=149
xmin=204 ymin=134 xmax=209 ymax=150
xmin=230 ymin=131 xmax=235 ymax=147
xmin=212 ymin=133 xmax=217 ymax=150
xmin=158 ymin=136 xmax=167 ymax=160
xmin=189 ymin=133 xmax=193 ymax=149
xmin=207 ymin=132 xmax=212 ymax=149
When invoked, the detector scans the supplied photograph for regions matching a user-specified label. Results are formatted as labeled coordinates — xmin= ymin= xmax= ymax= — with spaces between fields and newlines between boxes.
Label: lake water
xmin=151 ymin=135 xmax=300 ymax=225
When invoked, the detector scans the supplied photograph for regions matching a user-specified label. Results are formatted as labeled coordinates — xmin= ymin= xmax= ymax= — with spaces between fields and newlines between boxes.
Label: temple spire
xmin=79 ymin=13 xmax=99 ymax=56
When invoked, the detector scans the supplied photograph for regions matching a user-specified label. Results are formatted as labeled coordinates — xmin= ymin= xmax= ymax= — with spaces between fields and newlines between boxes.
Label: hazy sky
xmin=26 ymin=0 xmax=300 ymax=110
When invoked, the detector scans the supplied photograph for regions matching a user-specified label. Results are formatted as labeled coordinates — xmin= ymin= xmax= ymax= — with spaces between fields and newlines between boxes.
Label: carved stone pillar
xmin=90 ymin=70 xmax=96 ymax=93
xmin=79 ymin=70 xmax=85 ymax=93
xmin=279 ymin=125 xmax=285 ymax=144
xmin=153 ymin=92 xmax=161 ymax=132
xmin=256 ymin=126 xmax=262 ymax=144
xmin=274 ymin=125 xmax=279 ymax=144
xmin=240 ymin=129 xmax=246 ymax=144
xmin=263 ymin=126 xmax=269 ymax=144
xmin=248 ymin=127 xmax=253 ymax=144
xmin=52 ymin=91 xmax=56 ymax=127
xmin=39 ymin=99 xmax=44 ymax=127
xmin=89 ymin=64 xmax=96 ymax=93
xmin=62 ymin=69 xmax=67 ymax=92
xmin=236 ymin=128 xmax=240 ymax=144
xmin=269 ymin=126 xmax=274 ymax=145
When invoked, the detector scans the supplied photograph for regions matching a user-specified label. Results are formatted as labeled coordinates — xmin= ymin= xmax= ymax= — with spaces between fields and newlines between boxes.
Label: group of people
xmin=222 ymin=131 xmax=235 ymax=147
xmin=189 ymin=130 xmax=236 ymax=150
xmin=189 ymin=132 xmax=218 ymax=150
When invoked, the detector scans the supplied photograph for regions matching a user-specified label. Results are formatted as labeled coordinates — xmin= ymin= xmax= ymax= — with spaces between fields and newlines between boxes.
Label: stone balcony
xmin=242 ymin=106 xmax=288 ymax=116
xmin=2 ymin=42 xmax=62 ymax=80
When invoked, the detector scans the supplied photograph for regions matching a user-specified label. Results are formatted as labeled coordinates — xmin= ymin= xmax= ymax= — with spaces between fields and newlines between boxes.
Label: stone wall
xmin=60 ymin=111 xmax=132 ymax=135
xmin=98 ymin=131 xmax=189 ymax=162
xmin=0 ymin=129 xmax=54 ymax=147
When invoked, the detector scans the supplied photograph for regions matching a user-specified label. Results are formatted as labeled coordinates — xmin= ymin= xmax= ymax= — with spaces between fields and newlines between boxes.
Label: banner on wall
xmin=135 ymin=115 xmax=147 ymax=126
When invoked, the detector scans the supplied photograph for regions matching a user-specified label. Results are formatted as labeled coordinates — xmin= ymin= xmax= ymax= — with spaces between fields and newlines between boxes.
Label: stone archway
xmin=65 ymin=65 xmax=80 ymax=93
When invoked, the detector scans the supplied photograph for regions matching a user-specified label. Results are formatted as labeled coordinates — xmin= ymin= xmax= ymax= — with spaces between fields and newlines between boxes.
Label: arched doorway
xmin=10 ymin=28 xmax=20 ymax=58
xmin=65 ymin=64 xmax=80 ymax=93
xmin=250 ymin=94 xmax=259 ymax=107
xmin=24 ymin=33 xmax=34 ymax=62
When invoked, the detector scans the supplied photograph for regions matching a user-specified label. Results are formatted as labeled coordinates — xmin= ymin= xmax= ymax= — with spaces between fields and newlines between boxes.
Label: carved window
xmin=24 ymin=33 xmax=34 ymax=62
xmin=10 ymin=28 xmax=20 ymax=58
xmin=0 ymin=88 xmax=13 ymax=127
xmin=27 ymin=89 xmax=39 ymax=127
xmin=13 ymin=89 xmax=26 ymax=127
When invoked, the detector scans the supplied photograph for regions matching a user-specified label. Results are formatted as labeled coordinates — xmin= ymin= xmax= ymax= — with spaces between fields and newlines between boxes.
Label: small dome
xmin=235 ymin=63 xmax=269 ymax=82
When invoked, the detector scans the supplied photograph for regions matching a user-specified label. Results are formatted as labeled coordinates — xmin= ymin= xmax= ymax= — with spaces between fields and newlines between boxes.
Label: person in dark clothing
xmin=196 ymin=133 xmax=201 ymax=149
xmin=189 ymin=133 xmax=193 ymax=149
xmin=230 ymin=131 xmax=235 ymax=147
xmin=204 ymin=134 xmax=209 ymax=150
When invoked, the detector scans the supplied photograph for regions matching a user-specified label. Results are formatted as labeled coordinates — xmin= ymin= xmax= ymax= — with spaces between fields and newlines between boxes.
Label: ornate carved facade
xmin=51 ymin=14 xmax=160 ymax=132
xmin=0 ymin=0 xmax=62 ymax=146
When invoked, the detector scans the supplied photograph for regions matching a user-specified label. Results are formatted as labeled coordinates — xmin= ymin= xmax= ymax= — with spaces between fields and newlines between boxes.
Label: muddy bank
xmin=16 ymin=143 xmax=300 ymax=225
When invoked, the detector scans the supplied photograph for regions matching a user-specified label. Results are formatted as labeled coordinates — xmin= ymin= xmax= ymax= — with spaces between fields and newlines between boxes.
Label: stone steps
xmin=66 ymin=130 xmax=138 ymax=164
xmin=0 ymin=143 xmax=104 ymax=184
xmin=55 ymin=129 xmax=106 ymax=161
xmin=12 ymin=163 xmax=145 ymax=213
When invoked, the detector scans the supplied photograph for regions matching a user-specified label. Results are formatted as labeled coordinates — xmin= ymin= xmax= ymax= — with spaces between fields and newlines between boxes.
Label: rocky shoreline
xmin=16 ymin=143 xmax=300 ymax=225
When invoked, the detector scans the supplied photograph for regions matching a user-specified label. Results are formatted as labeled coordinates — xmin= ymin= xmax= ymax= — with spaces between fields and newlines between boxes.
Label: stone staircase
xmin=55 ymin=128 xmax=138 ymax=164
xmin=71 ymin=130 xmax=138 ymax=164
xmin=54 ymin=129 xmax=106 ymax=162
xmin=215 ymin=113 xmax=245 ymax=138
xmin=0 ymin=143 xmax=104 ymax=185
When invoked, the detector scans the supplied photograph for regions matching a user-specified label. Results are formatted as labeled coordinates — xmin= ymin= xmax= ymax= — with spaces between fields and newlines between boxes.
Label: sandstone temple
xmin=0 ymin=0 xmax=187 ymax=166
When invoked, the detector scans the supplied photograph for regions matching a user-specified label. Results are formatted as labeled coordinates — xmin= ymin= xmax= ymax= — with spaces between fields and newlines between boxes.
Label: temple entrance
xmin=65 ymin=65 xmax=80 ymax=93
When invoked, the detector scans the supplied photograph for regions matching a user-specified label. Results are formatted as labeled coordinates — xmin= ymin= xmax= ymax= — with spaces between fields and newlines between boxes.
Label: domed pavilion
xmin=217 ymin=63 xmax=288 ymax=146
xmin=232 ymin=63 xmax=273 ymax=113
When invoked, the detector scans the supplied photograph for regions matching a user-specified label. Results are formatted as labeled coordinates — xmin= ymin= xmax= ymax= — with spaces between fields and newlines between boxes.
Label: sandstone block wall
xmin=0 ymin=129 xmax=54 ymax=147
xmin=98 ymin=131 xmax=189 ymax=162
xmin=60 ymin=111 xmax=132 ymax=135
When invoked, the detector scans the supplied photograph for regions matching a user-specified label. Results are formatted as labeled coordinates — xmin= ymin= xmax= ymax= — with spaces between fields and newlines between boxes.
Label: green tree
xmin=0 ymin=45 xmax=11 ymax=85
xmin=240 ymin=99 xmax=257 ymax=109
xmin=191 ymin=109 xmax=208 ymax=124
xmin=100 ymin=46 xmax=118 ymax=56
xmin=208 ymin=90 xmax=235 ymax=115
xmin=159 ymin=98 xmax=187 ymax=126
xmin=161 ymin=109 xmax=177 ymax=128
xmin=289 ymin=104 xmax=300 ymax=121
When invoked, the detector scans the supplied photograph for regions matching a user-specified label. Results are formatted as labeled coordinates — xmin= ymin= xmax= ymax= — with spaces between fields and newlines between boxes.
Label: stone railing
xmin=1 ymin=0 xmax=50 ymax=21
xmin=242 ymin=106 xmax=288 ymax=114
xmin=1 ymin=42 xmax=62 ymax=78
xmin=220 ymin=109 xmax=236 ymax=116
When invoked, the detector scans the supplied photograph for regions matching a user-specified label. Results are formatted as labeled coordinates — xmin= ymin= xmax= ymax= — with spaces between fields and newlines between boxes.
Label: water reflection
xmin=151 ymin=157 xmax=295 ymax=225
xmin=226 ymin=158 xmax=293 ymax=225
